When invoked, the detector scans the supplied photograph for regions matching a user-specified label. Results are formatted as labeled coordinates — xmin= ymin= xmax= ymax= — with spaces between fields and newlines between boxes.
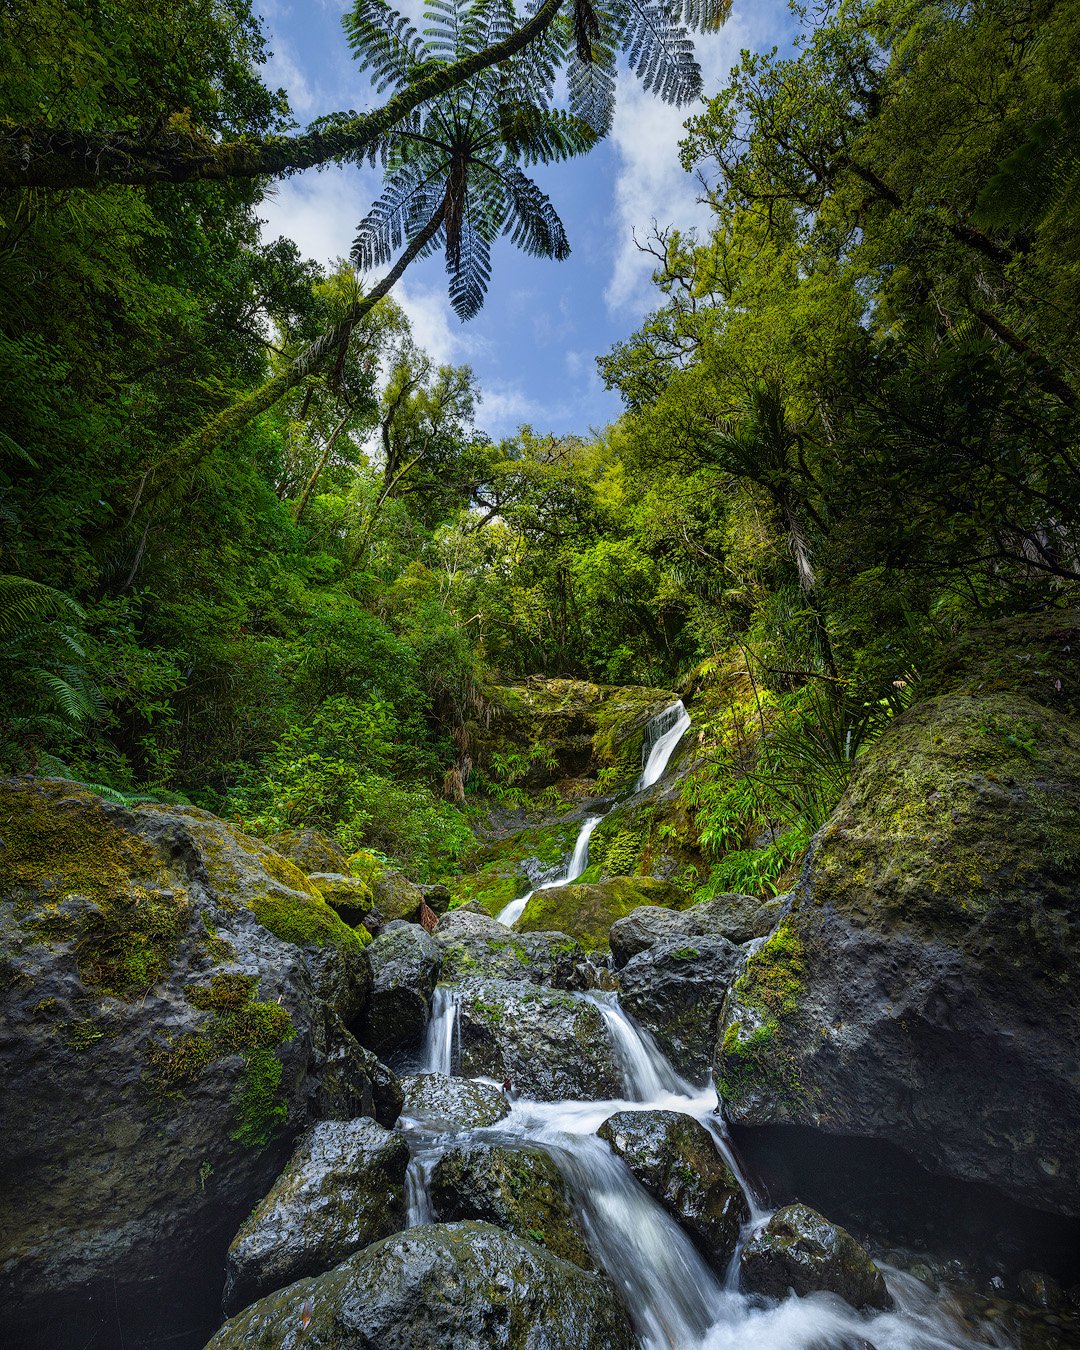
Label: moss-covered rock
xmin=205 ymin=1221 xmax=638 ymax=1350
xmin=0 ymin=779 xmax=374 ymax=1333
xmin=455 ymin=976 xmax=623 ymax=1100
xmin=308 ymin=872 xmax=375 ymax=933
xmin=597 ymin=1110 xmax=748 ymax=1274
xmin=514 ymin=876 xmax=692 ymax=950
xmin=449 ymin=819 xmax=583 ymax=917
xmin=431 ymin=1144 xmax=594 ymax=1269
xmin=434 ymin=907 xmax=595 ymax=988
xmin=716 ymin=612 xmax=1080 ymax=1216
xmin=268 ymin=829 xmax=352 ymax=877
xmin=739 ymin=1203 xmax=892 ymax=1310
xmin=223 ymin=1117 xmax=410 ymax=1313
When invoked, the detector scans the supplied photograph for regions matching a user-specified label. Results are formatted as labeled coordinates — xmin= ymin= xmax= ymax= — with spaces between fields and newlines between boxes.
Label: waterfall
xmin=588 ymin=992 xmax=691 ymax=1102
xmin=496 ymin=699 xmax=691 ymax=928
xmin=636 ymin=698 xmax=691 ymax=792
xmin=420 ymin=986 xmax=460 ymax=1075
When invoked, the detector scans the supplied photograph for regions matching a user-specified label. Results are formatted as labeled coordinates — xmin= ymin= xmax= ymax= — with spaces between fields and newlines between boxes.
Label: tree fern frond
xmin=447 ymin=208 xmax=494 ymax=319
xmin=0 ymin=574 xmax=85 ymax=640
xmin=0 ymin=431 xmax=38 ymax=468
xmin=499 ymin=163 xmax=571 ymax=258
xmin=498 ymin=104 xmax=598 ymax=164
xmin=615 ymin=0 xmax=700 ymax=104
xmin=668 ymin=0 xmax=731 ymax=33
xmin=353 ymin=170 xmax=446 ymax=270
xmin=567 ymin=50 xmax=617 ymax=133
xmin=344 ymin=0 xmax=426 ymax=92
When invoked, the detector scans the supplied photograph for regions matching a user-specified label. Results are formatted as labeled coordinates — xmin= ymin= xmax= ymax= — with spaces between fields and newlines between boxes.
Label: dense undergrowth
xmin=2 ymin=0 xmax=1077 ymax=894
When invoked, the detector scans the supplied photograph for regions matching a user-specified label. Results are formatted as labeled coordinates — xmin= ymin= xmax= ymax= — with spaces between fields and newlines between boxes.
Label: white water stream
xmin=405 ymin=994 xmax=1002 ymax=1350
xmin=496 ymin=700 xmax=691 ymax=928
xmin=411 ymin=700 xmax=1008 ymax=1348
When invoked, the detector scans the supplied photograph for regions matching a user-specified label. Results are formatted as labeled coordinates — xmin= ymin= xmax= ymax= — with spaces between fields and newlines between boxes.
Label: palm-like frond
xmin=353 ymin=167 xmax=448 ymax=270
xmin=0 ymin=574 xmax=102 ymax=735
xmin=567 ymin=50 xmax=617 ymax=135
xmin=613 ymin=0 xmax=700 ymax=104
xmin=499 ymin=164 xmax=570 ymax=258
xmin=344 ymin=0 xmax=426 ymax=92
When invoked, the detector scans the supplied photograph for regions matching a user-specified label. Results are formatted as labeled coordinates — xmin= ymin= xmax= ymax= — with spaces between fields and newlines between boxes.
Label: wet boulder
xmin=359 ymin=925 xmax=442 ymax=1066
xmin=223 ymin=1117 xmax=410 ymax=1314
xmin=617 ymin=935 xmax=744 ymax=1081
xmin=435 ymin=908 xmax=595 ymax=988
xmin=609 ymin=894 xmax=782 ymax=967
xmin=0 ymin=780 xmax=371 ymax=1338
xmin=370 ymin=868 xmax=426 ymax=927
xmin=716 ymin=614 xmax=1080 ymax=1216
xmin=739 ymin=1203 xmax=892 ymax=1310
xmin=205 ymin=1221 xmax=638 ymax=1350
xmin=431 ymin=1143 xmax=594 ymax=1269
xmin=456 ymin=977 xmax=623 ymax=1100
xmin=400 ymin=1073 xmax=510 ymax=1130
xmin=597 ymin=1110 xmax=748 ymax=1273
xmin=515 ymin=876 xmax=692 ymax=950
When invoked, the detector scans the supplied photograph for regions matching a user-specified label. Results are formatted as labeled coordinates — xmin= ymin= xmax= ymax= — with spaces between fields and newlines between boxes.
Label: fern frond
xmin=499 ymin=164 xmax=571 ymax=259
xmin=344 ymin=0 xmax=426 ymax=92
xmin=615 ymin=0 xmax=700 ymax=104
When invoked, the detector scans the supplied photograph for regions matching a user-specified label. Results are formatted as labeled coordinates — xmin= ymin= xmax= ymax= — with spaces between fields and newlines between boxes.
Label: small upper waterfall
xmin=636 ymin=698 xmax=691 ymax=791
xmin=497 ymin=699 xmax=691 ymax=928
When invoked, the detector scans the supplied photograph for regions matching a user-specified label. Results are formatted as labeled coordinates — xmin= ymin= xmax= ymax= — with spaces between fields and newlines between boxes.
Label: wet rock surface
xmin=617 ymin=934 xmax=744 ymax=1081
xmin=400 ymin=1072 xmax=510 ymax=1129
xmin=717 ymin=621 xmax=1080 ymax=1215
xmin=205 ymin=1220 xmax=639 ymax=1350
xmin=431 ymin=1143 xmax=594 ymax=1269
xmin=609 ymin=894 xmax=782 ymax=967
xmin=739 ymin=1202 xmax=892 ymax=1310
xmin=456 ymin=977 xmax=623 ymax=1100
xmin=435 ymin=908 xmax=598 ymax=988
xmin=223 ymin=1117 xmax=410 ymax=1313
xmin=359 ymin=925 xmax=442 ymax=1065
xmin=597 ymin=1109 xmax=748 ymax=1273
xmin=515 ymin=875 xmax=692 ymax=950
xmin=0 ymin=780 xmax=370 ymax=1325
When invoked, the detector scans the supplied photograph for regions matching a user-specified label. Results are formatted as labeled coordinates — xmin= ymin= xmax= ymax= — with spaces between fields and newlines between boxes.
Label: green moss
xmin=717 ymin=922 xmax=808 ymax=1111
xmin=249 ymin=888 xmax=364 ymax=949
xmin=449 ymin=820 xmax=580 ymax=916
xmin=670 ymin=946 xmax=700 ymax=960
xmin=258 ymin=850 xmax=323 ymax=897
xmin=67 ymin=1019 xmax=105 ymax=1049
xmin=149 ymin=975 xmax=296 ymax=1146
xmin=2 ymin=780 xmax=188 ymax=997
xmin=516 ymin=875 xmax=691 ymax=949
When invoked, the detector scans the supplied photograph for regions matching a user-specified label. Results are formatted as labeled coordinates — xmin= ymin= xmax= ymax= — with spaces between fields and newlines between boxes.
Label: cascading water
xmin=401 ymin=992 xmax=1007 ymax=1350
xmin=496 ymin=699 xmax=691 ymax=928
xmin=406 ymin=699 xmax=1008 ymax=1348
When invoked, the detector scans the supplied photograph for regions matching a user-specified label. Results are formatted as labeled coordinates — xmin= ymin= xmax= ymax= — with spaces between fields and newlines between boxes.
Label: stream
xmin=407 ymin=703 xmax=1010 ymax=1350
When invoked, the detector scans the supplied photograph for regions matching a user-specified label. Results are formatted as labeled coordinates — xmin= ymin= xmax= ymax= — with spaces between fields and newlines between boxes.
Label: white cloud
xmin=604 ymin=0 xmax=790 ymax=316
xmin=393 ymin=280 xmax=472 ymax=367
xmin=259 ymin=164 xmax=376 ymax=265
xmin=264 ymin=40 xmax=318 ymax=115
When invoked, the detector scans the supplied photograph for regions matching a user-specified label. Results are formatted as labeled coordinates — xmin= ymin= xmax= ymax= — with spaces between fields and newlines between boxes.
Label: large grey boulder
xmin=435 ymin=909 xmax=595 ymax=988
xmin=617 ymin=935 xmax=744 ymax=1081
xmin=400 ymin=1073 xmax=510 ymax=1130
xmin=597 ymin=1110 xmax=748 ymax=1273
xmin=739 ymin=1203 xmax=892 ymax=1310
xmin=609 ymin=894 xmax=782 ymax=967
xmin=0 ymin=779 xmax=371 ymax=1332
xmin=715 ymin=615 xmax=1080 ymax=1215
xmin=223 ymin=1118 xmax=410 ymax=1313
xmin=456 ymin=977 xmax=623 ymax=1100
xmin=431 ymin=1144 xmax=594 ymax=1269
xmin=360 ymin=925 xmax=442 ymax=1065
xmin=205 ymin=1221 xmax=638 ymax=1350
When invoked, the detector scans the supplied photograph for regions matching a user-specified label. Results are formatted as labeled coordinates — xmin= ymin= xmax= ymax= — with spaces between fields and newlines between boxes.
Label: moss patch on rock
xmin=450 ymin=820 xmax=581 ymax=916
xmin=1 ymin=780 xmax=188 ymax=997
xmin=149 ymin=972 xmax=296 ymax=1145
xmin=514 ymin=875 xmax=692 ymax=950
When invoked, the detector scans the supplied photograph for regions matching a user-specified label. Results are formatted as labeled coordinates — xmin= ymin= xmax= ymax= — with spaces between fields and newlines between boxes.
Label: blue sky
xmin=254 ymin=0 xmax=797 ymax=439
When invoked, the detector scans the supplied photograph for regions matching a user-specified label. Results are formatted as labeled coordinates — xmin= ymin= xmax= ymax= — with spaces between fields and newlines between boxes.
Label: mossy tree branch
xmin=0 ymin=0 xmax=565 ymax=191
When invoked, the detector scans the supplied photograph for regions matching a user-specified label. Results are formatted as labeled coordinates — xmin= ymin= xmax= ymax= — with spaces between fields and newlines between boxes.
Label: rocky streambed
xmin=4 ymin=634 xmax=1080 ymax=1348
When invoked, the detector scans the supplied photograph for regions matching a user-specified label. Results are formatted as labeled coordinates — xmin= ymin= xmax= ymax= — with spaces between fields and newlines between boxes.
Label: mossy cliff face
xmin=716 ymin=614 xmax=1080 ymax=1216
xmin=450 ymin=819 xmax=581 ymax=916
xmin=0 ymin=779 xmax=375 ymax=1325
xmin=481 ymin=678 xmax=677 ymax=790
